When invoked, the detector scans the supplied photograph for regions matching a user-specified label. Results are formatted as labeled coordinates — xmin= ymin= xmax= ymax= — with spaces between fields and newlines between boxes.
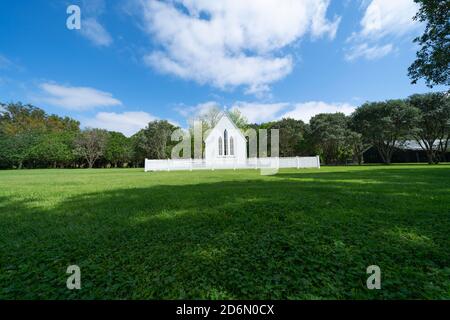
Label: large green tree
xmin=129 ymin=130 xmax=146 ymax=167
xmin=74 ymin=128 xmax=109 ymax=168
xmin=0 ymin=102 xmax=80 ymax=168
xmin=0 ymin=131 xmax=37 ymax=169
xmin=137 ymin=120 xmax=178 ymax=160
xmin=29 ymin=132 xmax=76 ymax=168
xmin=264 ymin=118 xmax=307 ymax=157
xmin=0 ymin=102 xmax=48 ymax=134
xmin=105 ymin=132 xmax=132 ymax=167
xmin=345 ymin=130 xmax=371 ymax=165
xmin=408 ymin=0 xmax=450 ymax=87
xmin=227 ymin=109 xmax=248 ymax=130
xmin=309 ymin=113 xmax=354 ymax=165
xmin=352 ymin=100 xmax=420 ymax=164
xmin=408 ymin=92 xmax=450 ymax=163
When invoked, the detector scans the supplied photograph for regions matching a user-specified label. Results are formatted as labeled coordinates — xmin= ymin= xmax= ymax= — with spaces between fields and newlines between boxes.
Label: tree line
xmin=264 ymin=92 xmax=449 ymax=165
xmin=0 ymin=92 xmax=449 ymax=169
xmin=0 ymin=102 xmax=175 ymax=169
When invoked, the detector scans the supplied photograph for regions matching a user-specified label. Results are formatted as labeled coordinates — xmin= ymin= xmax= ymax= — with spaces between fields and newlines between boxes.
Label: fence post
xmin=316 ymin=155 xmax=321 ymax=169
xmin=296 ymin=156 xmax=300 ymax=169
xmin=167 ymin=158 xmax=170 ymax=172
xmin=190 ymin=158 xmax=193 ymax=171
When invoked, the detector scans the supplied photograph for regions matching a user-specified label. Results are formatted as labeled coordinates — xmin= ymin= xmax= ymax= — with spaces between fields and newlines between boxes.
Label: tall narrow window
xmin=224 ymin=130 xmax=228 ymax=156
xmin=218 ymin=137 xmax=223 ymax=156
xmin=230 ymin=136 xmax=234 ymax=156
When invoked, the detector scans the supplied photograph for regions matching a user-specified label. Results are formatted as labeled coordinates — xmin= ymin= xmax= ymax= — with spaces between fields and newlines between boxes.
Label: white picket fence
xmin=144 ymin=156 xmax=320 ymax=172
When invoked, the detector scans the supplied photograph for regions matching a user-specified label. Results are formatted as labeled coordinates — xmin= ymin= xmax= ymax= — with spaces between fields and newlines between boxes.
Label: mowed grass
xmin=0 ymin=165 xmax=449 ymax=299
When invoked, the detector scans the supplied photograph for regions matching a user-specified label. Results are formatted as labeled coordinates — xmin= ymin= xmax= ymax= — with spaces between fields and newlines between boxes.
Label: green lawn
xmin=1 ymin=165 xmax=449 ymax=299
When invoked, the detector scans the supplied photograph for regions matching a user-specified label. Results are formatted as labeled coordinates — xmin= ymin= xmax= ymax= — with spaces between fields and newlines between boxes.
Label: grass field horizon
xmin=1 ymin=165 xmax=449 ymax=299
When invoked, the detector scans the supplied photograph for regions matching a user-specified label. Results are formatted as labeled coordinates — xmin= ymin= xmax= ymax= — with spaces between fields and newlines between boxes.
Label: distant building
xmin=363 ymin=140 xmax=450 ymax=163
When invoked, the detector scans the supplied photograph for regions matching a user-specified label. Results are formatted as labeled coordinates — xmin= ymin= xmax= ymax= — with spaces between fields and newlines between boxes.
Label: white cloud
xmin=0 ymin=54 xmax=23 ymax=71
xmin=310 ymin=1 xmax=342 ymax=40
xmin=84 ymin=111 xmax=181 ymax=136
xmin=139 ymin=0 xmax=341 ymax=94
xmin=346 ymin=0 xmax=421 ymax=61
xmin=39 ymin=83 xmax=121 ymax=111
xmin=178 ymin=100 xmax=356 ymax=124
xmin=345 ymin=43 xmax=394 ymax=61
xmin=84 ymin=111 xmax=157 ymax=136
xmin=82 ymin=0 xmax=106 ymax=15
xmin=80 ymin=18 xmax=113 ymax=47
xmin=280 ymin=101 xmax=356 ymax=123
xmin=176 ymin=100 xmax=288 ymax=125
xmin=359 ymin=0 xmax=420 ymax=39
xmin=231 ymin=102 xmax=289 ymax=123
xmin=77 ymin=0 xmax=112 ymax=47
xmin=0 ymin=54 xmax=12 ymax=69
xmin=175 ymin=101 xmax=222 ymax=118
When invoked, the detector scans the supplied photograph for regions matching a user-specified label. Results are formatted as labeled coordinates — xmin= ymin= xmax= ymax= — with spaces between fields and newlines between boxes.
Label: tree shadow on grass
xmin=1 ymin=167 xmax=450 ymax=299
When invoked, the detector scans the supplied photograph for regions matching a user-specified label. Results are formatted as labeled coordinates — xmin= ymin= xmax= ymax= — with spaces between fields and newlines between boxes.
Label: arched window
xmin=218 ymin=137 xmax=223 ymax=156
xmin=224 ymin=130 xmax=228 ymax=156
xmin=229 ymin=136 xmax=234 ymax=156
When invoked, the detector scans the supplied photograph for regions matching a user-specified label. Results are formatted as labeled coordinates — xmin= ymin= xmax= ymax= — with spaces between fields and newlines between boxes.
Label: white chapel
xmin=204 ymin=113 xmax=247 ymax=164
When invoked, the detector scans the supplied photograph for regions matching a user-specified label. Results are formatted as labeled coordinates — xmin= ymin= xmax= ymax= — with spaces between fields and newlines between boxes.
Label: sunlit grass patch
xmin=0 ymin=165 xmax=449 ymax=299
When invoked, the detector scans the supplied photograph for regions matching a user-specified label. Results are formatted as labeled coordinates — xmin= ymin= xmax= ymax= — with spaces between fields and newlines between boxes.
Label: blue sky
xmin=0 ymin=0 xmax=446 ymax=136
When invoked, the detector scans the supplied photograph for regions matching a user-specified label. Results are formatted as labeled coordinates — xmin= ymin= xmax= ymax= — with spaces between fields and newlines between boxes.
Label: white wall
xmin=145 ymin=156 xmax=320 ymax=172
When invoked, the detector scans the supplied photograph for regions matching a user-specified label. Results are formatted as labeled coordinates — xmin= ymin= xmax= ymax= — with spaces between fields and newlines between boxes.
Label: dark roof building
xmin=363 ymin=140 xmax=450 ymax=163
